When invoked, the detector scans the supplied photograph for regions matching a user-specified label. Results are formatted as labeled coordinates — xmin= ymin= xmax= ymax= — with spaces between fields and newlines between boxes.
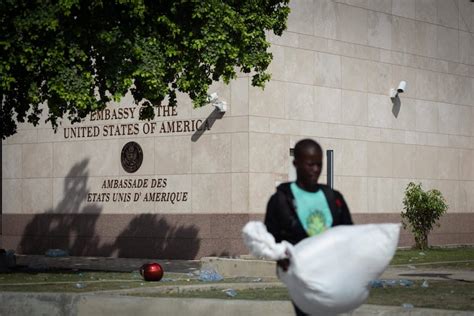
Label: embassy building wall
xmin=1 ymin=0 xmax=474 ymax=259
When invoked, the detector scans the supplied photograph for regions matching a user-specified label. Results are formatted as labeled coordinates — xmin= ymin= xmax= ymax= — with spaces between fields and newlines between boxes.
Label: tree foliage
xmin=1 ymin=0 xmax=290 ymax=139
xmin=401 ymin=182 xmax=448 ymax=250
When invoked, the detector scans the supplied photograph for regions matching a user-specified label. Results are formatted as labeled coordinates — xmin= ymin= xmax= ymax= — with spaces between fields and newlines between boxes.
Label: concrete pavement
xmin=14 ymin=254 xmax=201 ymax=274
xmin=0 ymin=254 xmax=473 ymax=316
xmin=200 ymin=256 xmax=474 ymax=282
xmin=1 ymin=292 xmax=473 ymax=316
xmin=16 ymin=254 xmax=473 ymax=282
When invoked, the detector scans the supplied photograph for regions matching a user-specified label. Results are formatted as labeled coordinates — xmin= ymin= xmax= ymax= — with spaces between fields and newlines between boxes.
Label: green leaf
xmin=1 ymin=0 xmax=290 ymax=138
xmin=401 ymin=182 xmax=448 ymax=250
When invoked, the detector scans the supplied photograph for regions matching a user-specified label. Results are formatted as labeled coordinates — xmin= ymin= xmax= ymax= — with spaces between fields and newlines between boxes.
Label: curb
xmin=201 ymin=256 xmax=276 ymax=278
xmin=1 ymin=292 xmax=472 ymax=316
xmin=94 ymin=281 xmax=284 ymax=295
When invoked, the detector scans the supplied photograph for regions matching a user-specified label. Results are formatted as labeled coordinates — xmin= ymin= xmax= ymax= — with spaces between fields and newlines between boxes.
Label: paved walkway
xmin=381 ymin=264 xmax=474 ymax=282
xmin=15 ymin=254 xmax=474 ymax=281
xmin=3 ymin=254 xmax=473 ymax=316
xmin=15 ymin=254 xmax=201 ymax=274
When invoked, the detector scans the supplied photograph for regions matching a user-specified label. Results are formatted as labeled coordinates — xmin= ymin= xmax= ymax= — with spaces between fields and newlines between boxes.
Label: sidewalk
xmin=18 ymin=253 xmax=472 ymax=282
xmin=2 ymin=254 xmax=473 ymax=316
xmin=2 ymin=292 xmax=473 ymax=316
xmin=14 ymin=254 xmax=201 ymax=274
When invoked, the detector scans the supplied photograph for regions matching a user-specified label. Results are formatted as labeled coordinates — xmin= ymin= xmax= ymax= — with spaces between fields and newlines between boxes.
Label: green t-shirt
xmin=290 ymin=182 xmax=333 ymax=236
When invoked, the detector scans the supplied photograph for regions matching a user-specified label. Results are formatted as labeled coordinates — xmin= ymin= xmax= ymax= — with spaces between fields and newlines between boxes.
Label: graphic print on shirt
xmin=290 ymin=182 xmax=333 ymax=237
xmin=306 ymin=210 xmax=329 ymax=235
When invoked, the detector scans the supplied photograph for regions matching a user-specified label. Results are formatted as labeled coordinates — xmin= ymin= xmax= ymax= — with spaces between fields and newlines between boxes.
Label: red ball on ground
xmin=140 ymin=262 xmax=164 ymax=281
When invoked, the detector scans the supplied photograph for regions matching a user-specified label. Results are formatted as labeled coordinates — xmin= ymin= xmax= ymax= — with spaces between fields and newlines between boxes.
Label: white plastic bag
xmin=242 ymin=221 xmax=289 ymax=260
xmin=242 ymin=222 xmax=400 ymax=315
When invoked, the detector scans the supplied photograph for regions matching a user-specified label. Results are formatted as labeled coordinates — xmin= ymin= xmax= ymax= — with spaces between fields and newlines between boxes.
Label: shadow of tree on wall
xmin=111 ymin=214 xmax=200 ymax=259
xmin=18 ymin=159 xmax=200 ymax=259
xmin=19 ymin=159 xmax=102 ymax=255
xmin=209 ymin=251 xmax=230 ymax=257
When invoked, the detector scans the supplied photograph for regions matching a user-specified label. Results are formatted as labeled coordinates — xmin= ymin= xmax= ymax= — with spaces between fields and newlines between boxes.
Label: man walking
xmin=264 ymin=138 xmax=353 ymax=315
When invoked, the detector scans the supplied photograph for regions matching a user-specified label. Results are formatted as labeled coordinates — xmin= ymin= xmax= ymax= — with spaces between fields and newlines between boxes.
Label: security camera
xmin=207 ymin=92 xmax=219 ymax=103
xmin=390 ymin=81 xmax=407 ymax=98
xmin=206 ymin=92 xmax=227 ymax=113
xmin=213 ymin=100 xmax=227 ymax=113
xmin=397 ymin=81 xmax=407 ymax=93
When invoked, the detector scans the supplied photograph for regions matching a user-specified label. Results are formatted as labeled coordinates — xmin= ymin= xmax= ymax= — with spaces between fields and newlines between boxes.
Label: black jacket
xmin=264 ymin=182 xmax=353 ymax=245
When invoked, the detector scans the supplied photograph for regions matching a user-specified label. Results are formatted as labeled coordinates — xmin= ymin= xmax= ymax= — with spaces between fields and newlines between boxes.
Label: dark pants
xmin=276 ymin=264 xmax=309 ymax=316
xmin=292 ymin=302 xmax=308 ymax=316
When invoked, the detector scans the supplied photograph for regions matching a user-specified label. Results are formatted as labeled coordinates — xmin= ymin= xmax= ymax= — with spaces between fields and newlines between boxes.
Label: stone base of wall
xmin=351 ymin=213 xmax=474 ymax=248
xmin=1 ymin=213 xmax=473 ymax=259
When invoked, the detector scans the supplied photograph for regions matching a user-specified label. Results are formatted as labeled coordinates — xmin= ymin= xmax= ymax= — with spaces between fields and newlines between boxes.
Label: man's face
xmin=294 ymin=147 xmax=323 ymax=190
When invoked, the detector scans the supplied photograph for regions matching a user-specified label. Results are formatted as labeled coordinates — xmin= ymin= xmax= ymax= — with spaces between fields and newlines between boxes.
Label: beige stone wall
xmin=248 ymin=0 xmax=474 ymax=215
xmin=2 ymin=81 xmax=251 ymax=216
xmin=2 ymin=0 xmax=474 ymax=254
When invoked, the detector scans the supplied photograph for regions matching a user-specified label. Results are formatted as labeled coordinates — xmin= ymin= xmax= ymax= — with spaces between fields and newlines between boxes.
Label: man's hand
xmin=277 ymin=258 xmax=290 ymax=271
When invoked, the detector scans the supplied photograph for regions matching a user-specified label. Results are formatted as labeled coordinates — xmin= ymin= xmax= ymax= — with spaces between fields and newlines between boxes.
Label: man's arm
xmin=265 ymin=193 xmax=291 ymax=271
xmin=264 ymin=193 xmax=282 ymax=242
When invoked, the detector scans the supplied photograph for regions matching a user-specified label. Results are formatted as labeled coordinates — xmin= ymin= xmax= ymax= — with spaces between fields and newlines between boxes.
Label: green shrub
xmin=401 ymin=182 xmax=448 ymax=250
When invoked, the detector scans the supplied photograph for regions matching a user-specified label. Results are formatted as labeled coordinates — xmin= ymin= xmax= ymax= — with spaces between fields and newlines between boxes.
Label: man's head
xmin=293 ymin=139 xmax=323 ymax=192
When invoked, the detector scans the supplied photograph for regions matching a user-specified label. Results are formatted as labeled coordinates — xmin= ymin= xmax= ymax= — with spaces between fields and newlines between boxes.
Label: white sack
xmin=242 ymin=222 xmax=400 ymax=316
xmin=242 ymin=221 xmax=290 ymax=261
